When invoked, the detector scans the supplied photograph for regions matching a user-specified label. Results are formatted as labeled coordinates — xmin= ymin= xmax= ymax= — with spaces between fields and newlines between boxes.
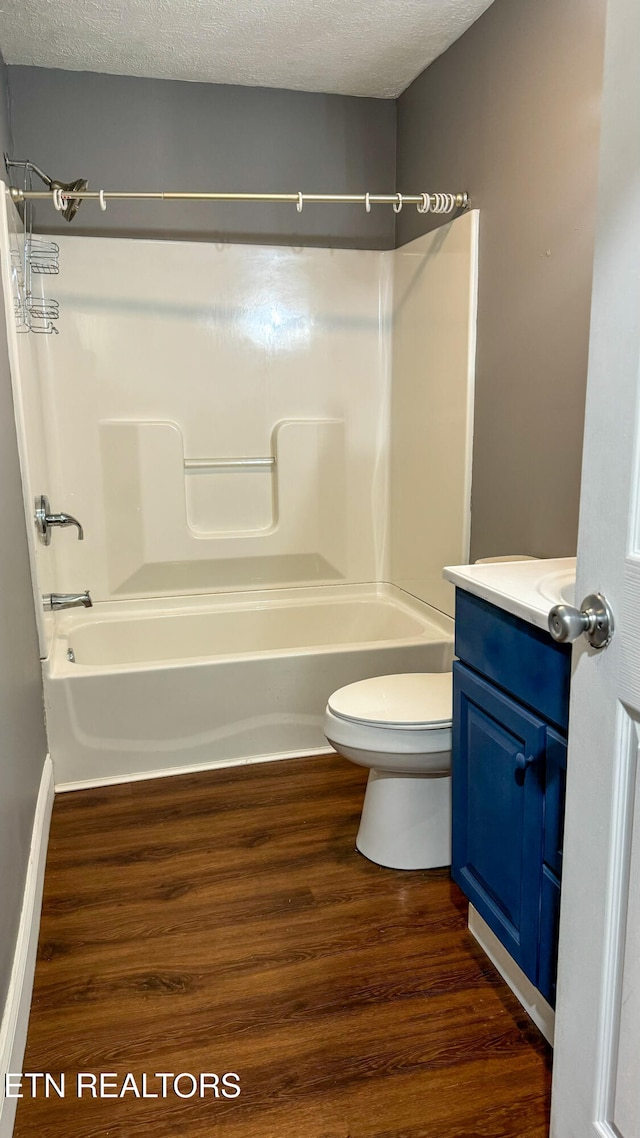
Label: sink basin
xmin=537 ymin=569 xmax=576 ymax=608
xmin=560 ymin=582 xmax=575 ymax=605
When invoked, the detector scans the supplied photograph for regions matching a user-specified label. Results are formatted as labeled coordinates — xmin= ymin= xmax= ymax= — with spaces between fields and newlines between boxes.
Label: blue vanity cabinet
xmin=451 ymin=588 xmax=571 ymax=1006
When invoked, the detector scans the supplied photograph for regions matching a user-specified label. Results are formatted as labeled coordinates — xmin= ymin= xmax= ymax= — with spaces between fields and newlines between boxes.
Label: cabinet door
xmin=537 ymin=729 xmax=567 ymax=1007
xmin=452 ymin=661 xmax=546 ymax=983
xmin=538 ymin=866 xmax=561 ymax=1007
xmin=544 ymin=728 xmax=567 ymax=878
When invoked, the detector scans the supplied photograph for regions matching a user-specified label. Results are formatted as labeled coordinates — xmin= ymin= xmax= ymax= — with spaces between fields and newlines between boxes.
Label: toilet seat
xmin=324 ymin=705 xmax=451 ymax=760
xmin=327 ymin=672 xmax=452 ymax=731
xmin=324 ymin=672 xmax=453 ymax=765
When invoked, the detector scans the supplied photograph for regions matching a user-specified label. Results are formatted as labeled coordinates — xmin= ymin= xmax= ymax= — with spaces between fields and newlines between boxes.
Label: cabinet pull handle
xmin=515 ymin=752 xmax=536 ymax=785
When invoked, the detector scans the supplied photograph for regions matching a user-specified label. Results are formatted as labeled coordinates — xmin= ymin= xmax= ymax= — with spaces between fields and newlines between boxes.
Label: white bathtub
xmin=44 ymin=583 xmax=454 ymax=790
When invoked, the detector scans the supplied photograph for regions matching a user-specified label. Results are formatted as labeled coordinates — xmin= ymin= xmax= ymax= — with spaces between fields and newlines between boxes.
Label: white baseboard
xmin=0 ymin=756 xmax=54 ymax=1138
xmin=468 ymin=904 xmax=555 ymax=1045
xmin=55 ymin=745 xmax=336 ymax=793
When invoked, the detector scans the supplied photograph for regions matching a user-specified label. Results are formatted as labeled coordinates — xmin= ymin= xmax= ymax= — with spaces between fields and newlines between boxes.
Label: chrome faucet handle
xmin=35 ymin=495 xmax=84 ymax=543
xmin=46 ymin=512 xmax=84 ymax=540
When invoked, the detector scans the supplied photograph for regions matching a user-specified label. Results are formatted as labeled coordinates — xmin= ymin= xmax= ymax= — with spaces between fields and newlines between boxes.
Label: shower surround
xmin=36 ymin=236 xmax=392 ymax=605
xmin=0 ymin=185 xmax=478 ymax=788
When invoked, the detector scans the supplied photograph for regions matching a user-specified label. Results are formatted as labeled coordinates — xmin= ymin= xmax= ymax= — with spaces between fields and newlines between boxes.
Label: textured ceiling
xmin=0 ymin=0 xmax=495 ymax=98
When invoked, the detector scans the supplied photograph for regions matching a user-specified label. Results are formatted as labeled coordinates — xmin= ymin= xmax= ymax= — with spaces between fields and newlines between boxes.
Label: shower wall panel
xmin=34 ymin=238 xmax=391 ymax=600
xmin=388 ymin=211 xmax=479 ymax=617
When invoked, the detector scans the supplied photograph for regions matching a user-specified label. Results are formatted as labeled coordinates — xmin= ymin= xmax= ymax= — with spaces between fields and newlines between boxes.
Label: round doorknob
xmin=548 ymin=593 xmax=614 ymax=650
xmin=548 ymin=604 xmax=589 ymax=643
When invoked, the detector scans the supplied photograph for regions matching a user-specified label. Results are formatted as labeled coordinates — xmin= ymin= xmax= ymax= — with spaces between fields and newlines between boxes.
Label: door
xmin=550 ymin=0 xmax=640 ymax=1133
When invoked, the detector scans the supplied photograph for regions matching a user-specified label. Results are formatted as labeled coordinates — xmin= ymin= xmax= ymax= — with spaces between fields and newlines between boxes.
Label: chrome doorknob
xmin=548 ymin=605 xmax=589 ymax=643
xmin=548 ymin=592 xmax=614 ymax=650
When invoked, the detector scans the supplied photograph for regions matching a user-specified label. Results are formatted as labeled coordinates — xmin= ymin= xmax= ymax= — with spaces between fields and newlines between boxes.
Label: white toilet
xmin=323 ymin=672 xmax=453 ymax=871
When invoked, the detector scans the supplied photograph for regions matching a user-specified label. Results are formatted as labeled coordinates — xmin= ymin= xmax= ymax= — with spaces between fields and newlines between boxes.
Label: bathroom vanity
xmin=443 ymin=558 xmax=575 ymax=1033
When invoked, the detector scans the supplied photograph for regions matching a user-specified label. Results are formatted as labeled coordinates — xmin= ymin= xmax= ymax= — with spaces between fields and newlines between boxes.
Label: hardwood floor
xmin=15 ymin=756 xmax=551 ymax=1138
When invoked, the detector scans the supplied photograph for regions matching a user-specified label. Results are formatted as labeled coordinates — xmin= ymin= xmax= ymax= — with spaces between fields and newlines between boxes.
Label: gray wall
xmin=0 ymin=51 xmax=11 ymax=159
xmin=0 ymin=51 xmax=48 ymax=1030
xmin=5 ymin=0 xmax=608 ymax=557
xmin=396 ymin=0 xmax=607 ymax=559
xmin=7 ymin=67 xmax=396 ymax=249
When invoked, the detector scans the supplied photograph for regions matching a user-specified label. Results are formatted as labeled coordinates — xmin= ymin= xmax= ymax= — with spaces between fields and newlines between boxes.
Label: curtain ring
xmin=365 ymin=193 xmax=371 ymax=213
xmin=417 ymin=193 xmax=430 ymax=214
xmin=392 ymin=193 xmax=403 ymax=214
xmin=52 ymin=187 xmax=63 ymax=212
xmin=296 ymin=192 xmax=304 ymax=213
xmin=99 ymin=190 xmax=107 ymax=212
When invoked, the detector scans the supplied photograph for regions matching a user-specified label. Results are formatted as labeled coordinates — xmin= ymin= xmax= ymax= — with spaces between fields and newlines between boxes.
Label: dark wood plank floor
xmin=15 ymin=755 xmax=551 ymax=1138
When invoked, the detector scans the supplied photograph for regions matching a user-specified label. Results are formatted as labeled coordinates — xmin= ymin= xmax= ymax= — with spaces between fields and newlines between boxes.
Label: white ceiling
xmin=0 ymin=0 xmax=495 ymax=99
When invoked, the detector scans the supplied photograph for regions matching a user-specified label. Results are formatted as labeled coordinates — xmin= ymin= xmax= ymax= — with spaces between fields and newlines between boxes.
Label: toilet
xmin=323 ymin=672 xmax=453 ymax=871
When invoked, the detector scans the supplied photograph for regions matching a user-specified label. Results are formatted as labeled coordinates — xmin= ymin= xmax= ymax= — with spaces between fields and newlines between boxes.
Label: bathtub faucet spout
xmin=43 ymin=591 xmax=93 ymax=611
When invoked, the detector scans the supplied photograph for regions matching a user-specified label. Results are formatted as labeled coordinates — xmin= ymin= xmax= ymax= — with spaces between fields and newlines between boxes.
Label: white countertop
xmin=442 ymin=557 xmax=577 ymax=632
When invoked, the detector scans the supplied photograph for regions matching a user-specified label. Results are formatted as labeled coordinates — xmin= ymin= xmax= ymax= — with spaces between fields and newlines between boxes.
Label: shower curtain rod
xmin=9 ymin=187 xmax=469 ymax=213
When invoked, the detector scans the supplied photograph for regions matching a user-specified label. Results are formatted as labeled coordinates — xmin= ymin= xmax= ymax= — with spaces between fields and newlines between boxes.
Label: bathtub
xmin=44 ymin=583 xmax=454 ymax=790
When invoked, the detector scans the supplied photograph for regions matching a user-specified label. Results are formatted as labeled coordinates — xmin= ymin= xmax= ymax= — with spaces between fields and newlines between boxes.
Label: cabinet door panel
xmin=538 ymin=866 xmax=561 ymax=1007
xmin=544 ymin=729 xmax=567 ymax=878
xmin=452 ymin=661 xmax=546 ymax=982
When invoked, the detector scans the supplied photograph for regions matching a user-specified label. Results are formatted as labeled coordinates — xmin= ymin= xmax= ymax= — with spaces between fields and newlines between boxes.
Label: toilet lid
xmin=327 ymin=673 xmax=452 ymax=729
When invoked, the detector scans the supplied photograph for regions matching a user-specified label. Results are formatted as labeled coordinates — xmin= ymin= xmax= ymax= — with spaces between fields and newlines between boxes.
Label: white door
xmin=550 ymin=0 xmax=640 ymax=1133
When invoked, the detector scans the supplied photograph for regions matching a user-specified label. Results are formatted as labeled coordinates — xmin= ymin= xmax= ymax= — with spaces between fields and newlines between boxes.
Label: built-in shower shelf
xmin=100 ymin=418 xmax=346 ymax=595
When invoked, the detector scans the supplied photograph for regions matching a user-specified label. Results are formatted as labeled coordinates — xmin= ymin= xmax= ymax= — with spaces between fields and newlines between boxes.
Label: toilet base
xmin=356 ymin=768 xmax=451 ymax=870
